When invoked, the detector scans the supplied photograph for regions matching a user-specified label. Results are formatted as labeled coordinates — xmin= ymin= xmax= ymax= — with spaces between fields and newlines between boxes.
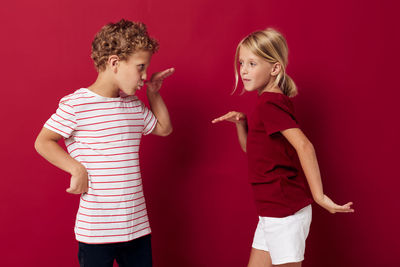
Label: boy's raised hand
xmin=146 ymin=68 xmax=175 ymax=93
xmin=212 ymin=111 xmax=247 ymax=124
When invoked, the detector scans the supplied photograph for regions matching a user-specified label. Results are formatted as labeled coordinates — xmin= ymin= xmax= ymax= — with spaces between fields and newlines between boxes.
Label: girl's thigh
xmin=248 ymin=248 xmax=273 ymax=267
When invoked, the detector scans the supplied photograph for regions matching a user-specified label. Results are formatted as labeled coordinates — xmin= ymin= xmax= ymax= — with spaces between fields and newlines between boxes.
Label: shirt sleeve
xmin=141 ymin=101 xmax=157 ymax=135
xmin=44 ymin=99 xmax=77 ymax=138
xmin=259 ymin=100 xmax=299 ymax=135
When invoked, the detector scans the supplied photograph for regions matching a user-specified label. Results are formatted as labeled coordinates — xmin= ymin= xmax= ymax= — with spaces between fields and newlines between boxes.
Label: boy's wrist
xmin=70 ymin=162 xmax=87 ymax=176
xmin=146 ymin=89 xmax=160 ymax=97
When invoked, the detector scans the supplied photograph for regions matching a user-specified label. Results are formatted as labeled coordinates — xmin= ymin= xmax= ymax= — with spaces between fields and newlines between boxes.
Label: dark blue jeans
xmin=78 ymin=235 xmax=152 ymax=267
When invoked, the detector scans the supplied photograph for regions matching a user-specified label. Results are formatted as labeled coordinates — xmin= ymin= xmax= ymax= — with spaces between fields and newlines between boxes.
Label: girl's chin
xmin=244 ymin=86 xmax=257 ymax=92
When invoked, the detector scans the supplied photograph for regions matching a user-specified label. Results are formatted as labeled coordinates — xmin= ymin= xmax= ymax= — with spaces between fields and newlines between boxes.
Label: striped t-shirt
xmin=44 ymin=88 xmax=157 ymax=244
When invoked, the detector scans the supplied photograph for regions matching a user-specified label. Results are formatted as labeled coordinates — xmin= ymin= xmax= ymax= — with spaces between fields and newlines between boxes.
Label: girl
xmin=212 ymin=29 xmax=354 ymax=267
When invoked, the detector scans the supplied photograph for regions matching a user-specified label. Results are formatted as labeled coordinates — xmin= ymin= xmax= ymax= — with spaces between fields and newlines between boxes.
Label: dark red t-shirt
xmin=246 ymin=91 xmax=313 ymax=217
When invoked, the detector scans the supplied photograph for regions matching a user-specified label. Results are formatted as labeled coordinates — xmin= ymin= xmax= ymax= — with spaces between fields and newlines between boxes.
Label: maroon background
xmin=1 ymin=0 xmax=399 ymax=266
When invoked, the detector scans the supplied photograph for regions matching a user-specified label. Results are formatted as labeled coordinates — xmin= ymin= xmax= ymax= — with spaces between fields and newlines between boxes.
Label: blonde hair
xmin=91 ymin=19 xmax=159 ymax=72
xmin=234 ymin=28 xmax=297 ymax=97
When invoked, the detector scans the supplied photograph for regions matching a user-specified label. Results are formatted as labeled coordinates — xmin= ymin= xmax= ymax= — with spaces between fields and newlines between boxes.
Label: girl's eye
xmin=250 ymin=62 xmax=256 ymax=66
xmin=239 ymin=61 xmax=243 ymax=66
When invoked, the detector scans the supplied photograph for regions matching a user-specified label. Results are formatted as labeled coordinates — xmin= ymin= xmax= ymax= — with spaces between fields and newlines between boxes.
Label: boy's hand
xmin=316 ymin=194 xmax=354 ymax=214
xmin=212 ymin=111 xmax=247 ymax=125
xmin=146 ymin=68 xmax=175 ymax=93
xmin=66 ymin=166 xmax=89 ymax=194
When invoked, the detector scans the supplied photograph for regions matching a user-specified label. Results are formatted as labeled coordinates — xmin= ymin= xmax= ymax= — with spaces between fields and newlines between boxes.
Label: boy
xmin=34 ymin=19 xmax=173 ymax=267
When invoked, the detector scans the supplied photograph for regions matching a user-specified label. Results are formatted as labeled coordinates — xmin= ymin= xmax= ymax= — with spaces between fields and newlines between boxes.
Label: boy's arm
xmin=34 ymin=128 xmax=88 ymax=194
xmin=212 ymin=112 xmax=248 ymax=152
xmin=281 ymin=128 xmax=354 ymax=213
xmin=146 ymin=68 xmax=174 ymax=136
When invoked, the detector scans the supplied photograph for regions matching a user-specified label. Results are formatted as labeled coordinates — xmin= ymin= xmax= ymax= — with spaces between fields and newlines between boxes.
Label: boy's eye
xmin=138 ymin=64 xmax=145 ymax=71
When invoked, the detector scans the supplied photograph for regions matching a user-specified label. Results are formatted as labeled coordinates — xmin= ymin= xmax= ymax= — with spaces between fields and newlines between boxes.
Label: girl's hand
xmin=316 ymin=194 xmax=354 ymax=214
xmin=146 ymin=68 xmax=175 ymax=93
xmin=66 ymin=166 xmax=89 ymax=194
xmin=212 ymin=111 xmax=247 ymax=124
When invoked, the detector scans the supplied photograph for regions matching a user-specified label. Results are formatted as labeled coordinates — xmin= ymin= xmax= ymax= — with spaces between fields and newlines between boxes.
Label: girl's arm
xmin=212 ymin=112 xmax=248 ymax=152
xmin=146 ymin=68 xmax=174 ymax=137
xmin=34 ymin=128 xmax=88 ymax=194
xmin=281 ymin=128 xmax=354 ymax=213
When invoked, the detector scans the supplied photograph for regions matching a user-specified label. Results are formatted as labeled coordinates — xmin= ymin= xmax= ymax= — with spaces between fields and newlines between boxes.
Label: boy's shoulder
xmin=58 ymin=88 xmax=144 ymax=111
xmin=59 ymin=88 xmax=91 ymax=105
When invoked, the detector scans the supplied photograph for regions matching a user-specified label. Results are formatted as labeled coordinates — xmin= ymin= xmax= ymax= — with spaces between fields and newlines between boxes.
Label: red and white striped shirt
xmin=44 ymin=88 xmax=157 ymax=244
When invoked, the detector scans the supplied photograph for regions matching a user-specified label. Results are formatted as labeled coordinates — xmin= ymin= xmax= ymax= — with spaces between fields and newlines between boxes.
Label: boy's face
xmin=115 ymin=50 xmax=152 ymax=95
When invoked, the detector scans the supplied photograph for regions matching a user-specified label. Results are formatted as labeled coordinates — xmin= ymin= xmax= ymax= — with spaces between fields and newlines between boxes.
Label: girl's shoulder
xmin=258 ymin=92 xmax=294 ymax=112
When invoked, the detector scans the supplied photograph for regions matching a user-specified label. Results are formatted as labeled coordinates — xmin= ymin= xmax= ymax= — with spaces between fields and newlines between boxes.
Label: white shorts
xmin=252 ymin=205 xmax=312 ymax=265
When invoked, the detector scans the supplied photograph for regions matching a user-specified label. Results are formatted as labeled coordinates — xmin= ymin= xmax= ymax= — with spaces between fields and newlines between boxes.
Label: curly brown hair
xmin=91 ymin=19 xmax=159 ymax=72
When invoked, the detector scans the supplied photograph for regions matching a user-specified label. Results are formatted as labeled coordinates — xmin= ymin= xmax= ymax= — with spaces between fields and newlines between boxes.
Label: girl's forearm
xmin=236 ymin=121 xmax=248 ymax=152
xmin=296 ymin=142 xmax=324 ymax=203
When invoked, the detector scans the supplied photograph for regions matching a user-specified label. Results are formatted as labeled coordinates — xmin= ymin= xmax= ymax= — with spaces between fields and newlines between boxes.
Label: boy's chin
xmin=121 ymin=89 xmax=137 ymax=96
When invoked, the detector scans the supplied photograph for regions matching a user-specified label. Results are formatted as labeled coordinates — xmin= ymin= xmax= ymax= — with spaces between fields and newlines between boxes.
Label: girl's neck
xmin=258 ymin=83 xmax=282 ymax=95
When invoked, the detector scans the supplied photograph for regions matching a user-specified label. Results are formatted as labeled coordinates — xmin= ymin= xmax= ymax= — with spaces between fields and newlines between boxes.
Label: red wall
xmin=1 ymin=0 xmax=399 ymax=266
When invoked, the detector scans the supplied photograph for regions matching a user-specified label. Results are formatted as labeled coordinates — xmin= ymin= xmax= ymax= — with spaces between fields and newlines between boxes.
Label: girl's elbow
xmin=241 ymin=144 xmax=247 ymax=153
xmin=297 ymin=139 xmax=315 ymax=154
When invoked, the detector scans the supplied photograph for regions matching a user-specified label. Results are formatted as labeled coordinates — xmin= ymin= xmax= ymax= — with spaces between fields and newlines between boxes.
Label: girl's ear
xmin=271 ymin=63 xmax=281 ymax=77
xmin=107 ymin=55 xmax=120 ymax=72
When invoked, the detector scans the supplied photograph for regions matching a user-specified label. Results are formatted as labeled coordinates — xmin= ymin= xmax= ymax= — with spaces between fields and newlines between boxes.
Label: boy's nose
xmin=142 ymin=73 xmax=147 ymax=81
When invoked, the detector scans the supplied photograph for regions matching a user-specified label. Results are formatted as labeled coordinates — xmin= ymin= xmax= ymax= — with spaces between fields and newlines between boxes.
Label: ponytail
xmin=277 ymin=73 xmax=297 ymax=97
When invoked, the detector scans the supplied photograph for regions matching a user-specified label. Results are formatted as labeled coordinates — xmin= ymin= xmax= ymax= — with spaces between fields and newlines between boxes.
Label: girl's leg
xmin=247 ymin=248 xmax=273 ymax=267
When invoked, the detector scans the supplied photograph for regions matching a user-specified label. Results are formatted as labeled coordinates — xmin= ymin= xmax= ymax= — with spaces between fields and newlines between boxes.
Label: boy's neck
xmin=87 ymin=72 xmax=120 ymax=98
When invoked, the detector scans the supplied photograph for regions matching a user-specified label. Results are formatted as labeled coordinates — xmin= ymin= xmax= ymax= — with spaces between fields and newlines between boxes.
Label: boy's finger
xmin=153 ymin=68 xmax=175 ymax=80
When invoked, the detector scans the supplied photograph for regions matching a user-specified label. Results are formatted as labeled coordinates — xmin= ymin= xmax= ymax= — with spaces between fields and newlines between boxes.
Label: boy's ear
xmin=107 ymin=55 xmax=120 ymax=72
xmin=271 ymin=63 xmax=281 ymax=77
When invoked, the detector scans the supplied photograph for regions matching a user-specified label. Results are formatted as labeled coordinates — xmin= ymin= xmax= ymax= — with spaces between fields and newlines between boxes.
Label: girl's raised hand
xmin=316 ymin=194 xmax=354 ymax=214
xmin=212 ymin=111 xmax=246 ymax=124
xmin=146 ymin=68 xmax=175 ymax=93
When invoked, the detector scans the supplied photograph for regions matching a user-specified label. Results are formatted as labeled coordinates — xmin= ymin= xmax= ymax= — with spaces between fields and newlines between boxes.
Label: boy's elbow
xmin=163 ymin=126 xmax=173 ymax=136
xmin=34 ymin=137 xmax=43 ymax=154
xmin=156 ymin=126 xmax=173 ymax=137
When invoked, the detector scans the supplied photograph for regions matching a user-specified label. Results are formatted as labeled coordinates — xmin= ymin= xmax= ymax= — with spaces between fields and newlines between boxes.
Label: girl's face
xmin=115 ymin=50 xmax=152 ymax=96
xmin=239 ymin=46 xmax=276 ymax=94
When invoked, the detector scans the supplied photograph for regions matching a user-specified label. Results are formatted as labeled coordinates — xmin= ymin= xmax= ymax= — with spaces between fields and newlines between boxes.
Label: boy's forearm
xmin=296 ymin=143 xmax=324 ymax=202
xmin=35 ymin=138 xmax=85 ymax=176
xmin=147 ymin=91 xmax=172 ymax=135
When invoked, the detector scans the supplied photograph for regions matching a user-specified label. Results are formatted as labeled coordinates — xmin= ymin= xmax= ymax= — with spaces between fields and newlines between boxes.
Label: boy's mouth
xmin=137 ymin=82 xmax=144 ymax=89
